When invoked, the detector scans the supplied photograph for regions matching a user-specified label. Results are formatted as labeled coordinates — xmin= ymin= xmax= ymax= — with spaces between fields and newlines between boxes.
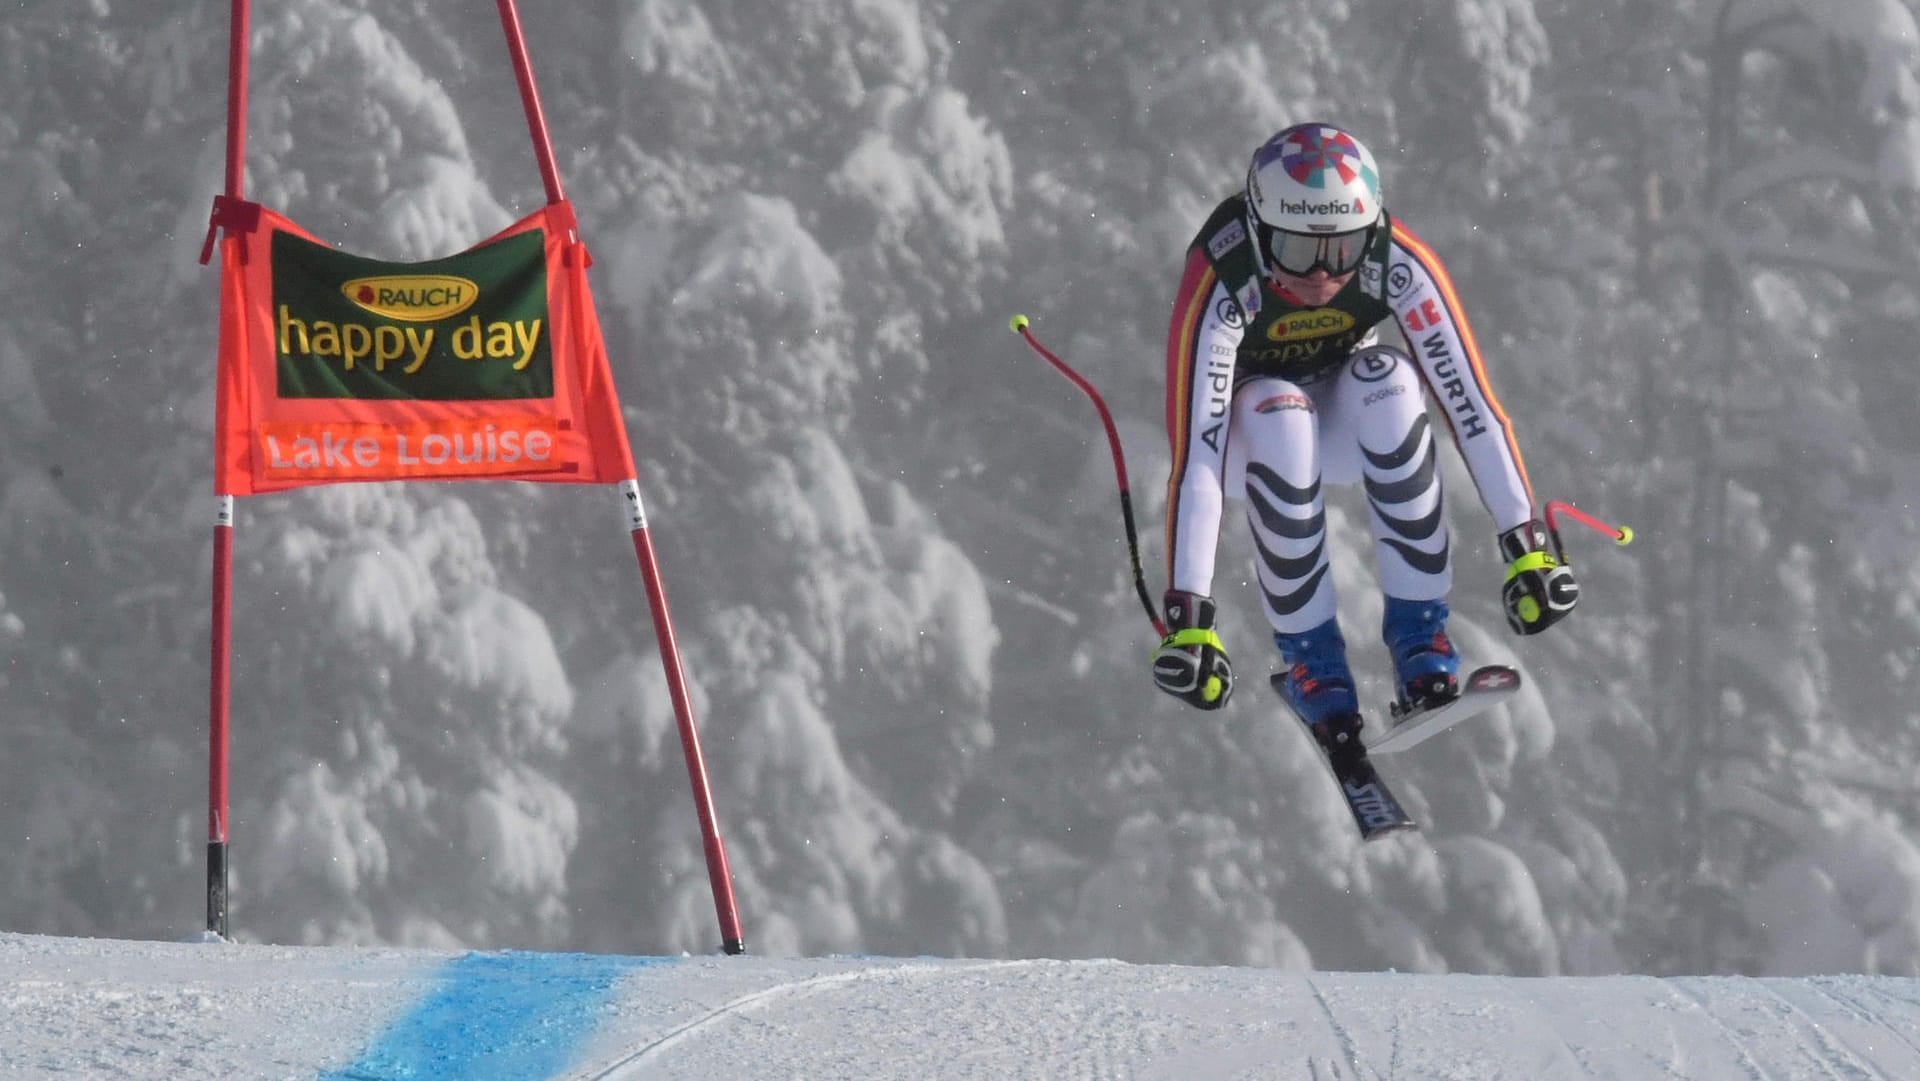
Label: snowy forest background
xmin=4 ymin=0 xmax=1920 ymax=977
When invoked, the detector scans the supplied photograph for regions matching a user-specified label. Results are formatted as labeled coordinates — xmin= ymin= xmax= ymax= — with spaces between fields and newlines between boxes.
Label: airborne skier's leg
xmin=1231 ymin=376 xmax=1414 ymax=838
xmin=1320 ymin=346 xmax=1460 ymax=708
xmin=1228 ymin=375 xmax=1357 ymax=728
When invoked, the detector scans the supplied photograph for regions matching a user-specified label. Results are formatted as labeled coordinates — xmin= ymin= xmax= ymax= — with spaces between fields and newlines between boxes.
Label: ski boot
xmin=1383 ymin=596 xmax=1461 ymax=715
xmin=1269 ymin=618 xmax=1365 ymax=767
xmin=1272 ymin=620 xmax=1414 ymax=837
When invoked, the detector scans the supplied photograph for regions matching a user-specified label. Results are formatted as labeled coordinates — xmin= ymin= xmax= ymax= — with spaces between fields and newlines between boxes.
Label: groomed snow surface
xmin=3 ymin=932 xmax=1917 ymax=1079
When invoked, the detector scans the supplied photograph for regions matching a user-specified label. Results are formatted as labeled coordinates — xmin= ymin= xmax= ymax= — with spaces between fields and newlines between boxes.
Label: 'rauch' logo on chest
xmin=1267 ymin=308 xmax=1355 ymax=343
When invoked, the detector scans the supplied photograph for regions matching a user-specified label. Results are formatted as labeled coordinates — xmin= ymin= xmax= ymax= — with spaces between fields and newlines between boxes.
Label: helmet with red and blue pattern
xmin=1244 ymin=123 xmax=1384 ymax=278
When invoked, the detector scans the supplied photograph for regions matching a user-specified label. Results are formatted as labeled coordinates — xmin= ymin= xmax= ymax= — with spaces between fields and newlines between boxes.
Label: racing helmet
xmin=1245 ymin=123 xmax=1383 ymax=278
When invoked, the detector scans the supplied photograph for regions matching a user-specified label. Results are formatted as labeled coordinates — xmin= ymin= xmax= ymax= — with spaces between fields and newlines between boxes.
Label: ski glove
xmin=1152 ymin=590 xmax=1234 ymax=710
xmin=1499 ymin=520 xmax=1579 ymax=635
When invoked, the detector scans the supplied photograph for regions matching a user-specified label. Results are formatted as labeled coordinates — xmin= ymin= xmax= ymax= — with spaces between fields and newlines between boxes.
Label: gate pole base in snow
xmin=620 ymin=481 xmax=745 ymax=954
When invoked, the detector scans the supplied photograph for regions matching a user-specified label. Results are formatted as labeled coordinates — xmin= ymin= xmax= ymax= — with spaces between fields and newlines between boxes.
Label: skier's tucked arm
xmin=1384 ymin=219 xmax=1532 ymax=532
xmin=1154 ymin=247 xmax=1245 ymax=708
xmin=1386 ymin=219 xmax=1578 ymax=635
xmin=1164 ymin=249 xmax=1244 ymax=597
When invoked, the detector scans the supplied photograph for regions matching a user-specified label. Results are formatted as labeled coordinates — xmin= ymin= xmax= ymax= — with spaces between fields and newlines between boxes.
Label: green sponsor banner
xmin=270 ymin=229 xmax=554 ymax=400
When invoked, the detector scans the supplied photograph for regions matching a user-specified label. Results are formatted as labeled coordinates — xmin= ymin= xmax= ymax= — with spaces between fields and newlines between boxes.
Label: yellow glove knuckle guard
xmin=1504 ymin=550 xmax=1555 ymax=583
xmin=1161 ymin=628 xmax=1223 ymax=651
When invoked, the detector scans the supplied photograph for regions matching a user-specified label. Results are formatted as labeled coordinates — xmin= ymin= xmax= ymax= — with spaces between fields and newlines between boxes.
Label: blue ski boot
xmin=1270 ymin=618 xmax=1371 ymax=773
xmin=1383 ymin=596 xmax=1460 ymax=713
xmin=1270 ymin=616 xmax=1360 ymax=719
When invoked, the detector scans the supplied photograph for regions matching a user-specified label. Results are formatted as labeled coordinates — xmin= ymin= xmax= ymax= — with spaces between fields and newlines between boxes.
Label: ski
xmin=1329 ymin=753 xmax=1418 ymax=839
xmin=1369 ymin=665 xmax=1523 ymax=755
xmin=1272 ymin=674 xmax=1420 ymax=840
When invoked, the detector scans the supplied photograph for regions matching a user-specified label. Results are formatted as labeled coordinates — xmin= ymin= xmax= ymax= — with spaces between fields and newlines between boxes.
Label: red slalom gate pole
xmin=207 ymin=499 xmax=234 ymax=938
xmin=496 ymin=0 xmax=742 ymax=955
xmin=220 ymin=0 xmax=250 ymax=200
xmin=204 ymin=0 xmax=252 ymax=942
xmin=1010 ymin=315 xmax=1167 ymax=639
xmin=621 ymin=483 xmax=745 ymax=954
xmin=495 ymin=0 xmax=566 ymax=207
xmin=496 ymin=0 xmax=741 ymax=953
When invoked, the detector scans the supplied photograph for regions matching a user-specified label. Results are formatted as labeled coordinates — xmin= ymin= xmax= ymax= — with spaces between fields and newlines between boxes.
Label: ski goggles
xmin=1260 ymin=224 xmax=1374 ymax=277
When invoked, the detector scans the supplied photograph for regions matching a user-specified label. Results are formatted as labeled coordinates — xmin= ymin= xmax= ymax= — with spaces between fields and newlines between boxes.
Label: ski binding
xmin=1368 ymin=664 xmax=1522 ymax=755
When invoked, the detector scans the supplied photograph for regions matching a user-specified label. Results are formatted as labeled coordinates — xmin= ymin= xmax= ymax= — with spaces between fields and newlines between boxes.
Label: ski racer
xmin=1149 ymin=121 xmax=1579 ymax=768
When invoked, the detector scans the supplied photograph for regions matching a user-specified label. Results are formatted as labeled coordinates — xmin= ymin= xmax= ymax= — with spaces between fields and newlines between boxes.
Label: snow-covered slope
xmin=3 ymin=932 xmax=1916 ymax=1080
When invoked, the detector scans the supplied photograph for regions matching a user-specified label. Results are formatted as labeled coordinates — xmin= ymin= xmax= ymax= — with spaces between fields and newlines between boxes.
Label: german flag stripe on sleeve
xmin=1164 ymin=248 xmax=1217 ymax=573
xmin=1389 ymin=218 xmax=1535 ymax=510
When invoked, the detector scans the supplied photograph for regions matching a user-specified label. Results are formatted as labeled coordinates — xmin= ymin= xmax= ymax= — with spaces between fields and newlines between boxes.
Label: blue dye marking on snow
xmin=317 ymin=950 xmax=661 ymax=1081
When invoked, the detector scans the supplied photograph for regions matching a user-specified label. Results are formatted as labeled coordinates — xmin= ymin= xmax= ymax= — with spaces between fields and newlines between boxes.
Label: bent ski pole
xmin=1010 ymin=314 xmax=1167 ymax=639
xmin=1543 ymin=499 xmax=1634 ymax=562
